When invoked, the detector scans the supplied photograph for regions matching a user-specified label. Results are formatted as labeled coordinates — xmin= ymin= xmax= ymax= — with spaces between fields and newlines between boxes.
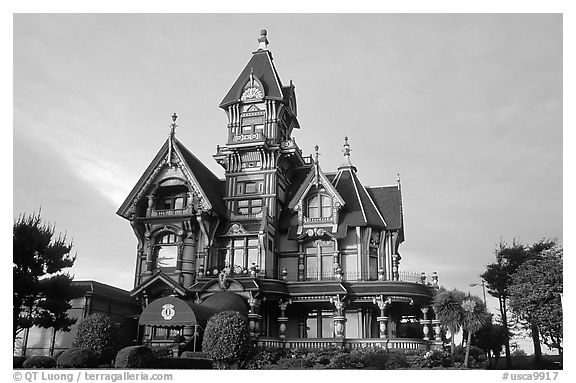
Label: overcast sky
xmin=13 ymin=14 xmax=562 ymax=326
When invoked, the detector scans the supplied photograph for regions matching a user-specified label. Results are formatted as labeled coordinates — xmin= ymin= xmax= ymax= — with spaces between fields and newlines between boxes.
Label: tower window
xmin=307 ymin=194 xmax=332 ymax=219
xmin=241 ymin=115 xmax=265 ymax=134
xmin=154 ymin=232 xmax=178 ymax=270
xmin=237 ymin=180 xmax=263 ymax=195
xmin=222 ymin=237 xmax=260 ymax=272
xmin=237 ymin=199 xmax=262 ymax=215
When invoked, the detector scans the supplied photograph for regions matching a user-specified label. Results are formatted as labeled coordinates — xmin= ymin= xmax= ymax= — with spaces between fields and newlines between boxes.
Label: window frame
xmin=306 ymin=194 xmax=333 ymax=219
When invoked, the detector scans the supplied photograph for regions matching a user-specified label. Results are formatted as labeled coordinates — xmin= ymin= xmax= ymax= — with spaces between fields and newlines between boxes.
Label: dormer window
xmin=307 ymin=194 xmax=332 ymax=219
xmin=155 ymin=185 xmax=188 ymax=211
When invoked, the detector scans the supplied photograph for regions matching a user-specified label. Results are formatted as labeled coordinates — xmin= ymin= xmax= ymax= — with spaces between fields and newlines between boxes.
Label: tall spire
xmin=258 ymin=29 xmax=269 ymax=50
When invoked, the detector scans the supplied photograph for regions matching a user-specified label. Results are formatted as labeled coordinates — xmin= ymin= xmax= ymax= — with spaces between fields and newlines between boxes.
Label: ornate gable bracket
xmin=224 ymin=222 xmax=249 ymax=236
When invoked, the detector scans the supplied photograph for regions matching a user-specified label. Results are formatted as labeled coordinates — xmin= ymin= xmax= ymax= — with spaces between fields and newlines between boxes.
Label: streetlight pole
xmin=469 ymin=281 xmax=487 ymax=306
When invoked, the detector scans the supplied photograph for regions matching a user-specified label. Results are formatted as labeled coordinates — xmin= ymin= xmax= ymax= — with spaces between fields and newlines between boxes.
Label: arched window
xmin=155 ymin=232 xmax=178 ymax=270
xmin=307 ymin=194 xmax=332 ymax=219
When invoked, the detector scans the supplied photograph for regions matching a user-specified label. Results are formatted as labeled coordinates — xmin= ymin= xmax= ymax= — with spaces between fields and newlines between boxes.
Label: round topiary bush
xmin=22 ymin=355 xmax=56 ymax=369
xmin=114 ymin=346 xmax=156 ymax=369
xmin=73 ymin=313 xmax=118 ymax=364
xmin=56 ymin=348 xmax=99 ymax=368
xmin=201 ymin=310 xmax=251 ymax=369
xmin=13 ymin=356 xmax=28 ymax=368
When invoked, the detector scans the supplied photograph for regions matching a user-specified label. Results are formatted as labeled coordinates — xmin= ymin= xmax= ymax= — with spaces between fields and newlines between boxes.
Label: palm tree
xmin=461 ymin=295 xmax=489 ymax=367
xmin=433 ymin=289 xmax=466 ymax=364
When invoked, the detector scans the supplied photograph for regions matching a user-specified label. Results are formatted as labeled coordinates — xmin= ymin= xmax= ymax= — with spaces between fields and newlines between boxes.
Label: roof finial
xmin=258 ymin=29 xmax=269 ymax=50
xmin=170 ymin=112 xmax=178 ymax=137
xmin=313 ymin=145 xmax=321 ymax=186
xmin=168 ymin=113 xmax=178 ymax=166
xmin=397 ymin=173 xmax=401 ymax=190
xmin=343 ymin=136 xmax=351 ymax=158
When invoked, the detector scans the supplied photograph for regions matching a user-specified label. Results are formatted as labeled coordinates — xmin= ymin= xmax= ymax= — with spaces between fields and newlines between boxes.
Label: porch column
xmin=278 ymin=300 xmax=290 ymax=340
xmin=331 ymin=297 xmax=346 ymax=338
xmin=181 ymin=233 xmax=197 ymax=287
xmin=248 ymin=297 xmax=262 ymax=338
xmin=392 ymin=254 xmax=400 ymax=281
xmin=431 ymin=319 xmax=442 ymax=341
xmin=376 ymin=298 xmax=390 ymax=339
xmin=420 ymin=307 xmax=431 ymax=341
xmin=145 ymin=238 xmax=154 ymax=274
xmin=297 ymin=250 xmax=305 ymax=281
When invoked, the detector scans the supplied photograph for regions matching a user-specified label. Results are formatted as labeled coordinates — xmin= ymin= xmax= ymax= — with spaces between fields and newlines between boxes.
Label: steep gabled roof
xmin=220 ymin=50 xmax=285 ymax=108
xmin=129 ymin=270 xmax=188 ymax=297
xmin=287 ymin=164 xmax=345 ymax=211
xmin=366 ymin=186 xmax=403 ymax=230
xmin=332 ymin=168 xmax=387 ymax=229
xmin=173 ymin=139 xmax=226 ymax=216
xmin=116 ymin=137 xmax=225 ymax=219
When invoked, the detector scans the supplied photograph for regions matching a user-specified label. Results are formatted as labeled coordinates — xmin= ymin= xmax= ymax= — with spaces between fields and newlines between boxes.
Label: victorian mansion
xmin=117 ymin=30 xmax=442 ymax=350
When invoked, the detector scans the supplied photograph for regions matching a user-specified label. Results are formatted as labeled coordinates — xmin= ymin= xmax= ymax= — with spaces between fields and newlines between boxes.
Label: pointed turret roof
xmin=219 ymin=30 xmax=287 ymax=108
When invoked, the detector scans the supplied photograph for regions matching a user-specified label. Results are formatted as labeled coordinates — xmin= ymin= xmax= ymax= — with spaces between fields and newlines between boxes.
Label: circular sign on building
xmin=161 ymin=303 xmax=175 ymax=320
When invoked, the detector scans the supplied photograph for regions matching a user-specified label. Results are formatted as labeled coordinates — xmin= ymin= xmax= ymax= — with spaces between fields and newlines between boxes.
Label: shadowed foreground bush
xmin=115 ymin=346 xmax=156 ymax=368
xmin=13 ymin=356 xmax=27 ymax=368
xmin=156 ymin=357 xmax=213 ymax=369
xmin=57 ymin=348 xmax=99 ymax=368
xmin=22 ymin=356 xmax=56 ymax=369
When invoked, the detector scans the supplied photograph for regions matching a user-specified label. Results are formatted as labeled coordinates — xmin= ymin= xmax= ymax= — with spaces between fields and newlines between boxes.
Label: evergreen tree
xmin=13 ymin=212 xmax=83 ymax=346
xmin=509 ymin=245 xmax=563 ymax=364
xmin=481 ymin=239 xmax=556 ymax=368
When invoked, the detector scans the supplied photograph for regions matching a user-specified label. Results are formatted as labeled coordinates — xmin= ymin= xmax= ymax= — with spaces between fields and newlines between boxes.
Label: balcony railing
xmin=303 ymin=216 xmax=333 ymax=224
xmin=228 ymin=132 xmax=266 ymax=145
xmin=149 ymin=207 xmax=193 ymax=217
xmin=255 ymin=337 xmax=431 ymax=351
xmin=277 ymin=270 xmax=425 ymax=283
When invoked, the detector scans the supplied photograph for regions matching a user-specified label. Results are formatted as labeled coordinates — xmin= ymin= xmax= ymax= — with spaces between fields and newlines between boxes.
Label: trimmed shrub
xmin=156 ymin=357 xmax=213 ymax=369
xmin=115 ymin=346 xmax=156 ymax=369
xmin=56 ymin=348 xmax=99 ymax=368
xmin=201 ymin=310 xmax=251 ymax=369
xmin=454 ymin=345 xmax=488 ymax=369
xmin=244 ymin=347 xmax=289 ymax=370
xmin=423 ymin=349 xmax=451 ymax=368
xmin=151 ymin=346 xmax=173 ymax=358
xmin=13 ymin=356 xmax=27 ymax=368
xmin=328 ymin=352 xmax=363 ymax=369
xmin=349 ymin=348 xmax=409 ymax=369
xmin=404 ymin=350 xmax=428 ymax=368
xmin=22 ymin=356 xmax=56 ymax=369
xmin=73 ymin=313 xmax=118 ymax=363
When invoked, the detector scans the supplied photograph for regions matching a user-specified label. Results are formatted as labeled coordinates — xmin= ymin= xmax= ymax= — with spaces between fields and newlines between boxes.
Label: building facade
xmin=117 ymin=30 xmax=442 ymax=350
xmin=14 ymin=281 xmax=140 ymax=357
